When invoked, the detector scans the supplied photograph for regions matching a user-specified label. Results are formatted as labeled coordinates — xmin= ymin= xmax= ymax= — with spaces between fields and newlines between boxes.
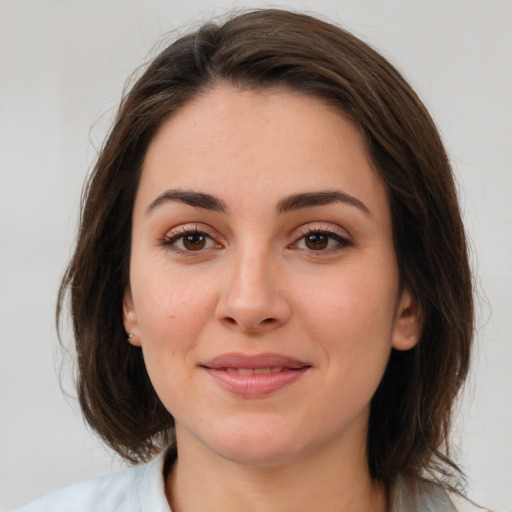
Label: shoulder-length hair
xmin=58 ymin=8 xmax=473 ymax=493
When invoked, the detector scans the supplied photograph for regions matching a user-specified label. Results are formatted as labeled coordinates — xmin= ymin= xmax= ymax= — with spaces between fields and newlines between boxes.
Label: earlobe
xmin=123 ymin=288 xmax=141 ymax=347
xmin=392 ymin=289 xmax=422 ymax=351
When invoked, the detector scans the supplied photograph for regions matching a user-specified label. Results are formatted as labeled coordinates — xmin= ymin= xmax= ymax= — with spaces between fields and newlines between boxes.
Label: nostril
xmin=222 ymin=316 xmax=277 ymax=329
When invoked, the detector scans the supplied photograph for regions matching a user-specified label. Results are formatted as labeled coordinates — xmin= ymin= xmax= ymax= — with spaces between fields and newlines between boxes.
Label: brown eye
xmin=182 ymin=233 xmax=207 ymax=250
xmin=164 ymin=230 xmax=217 ymax=252
xmin=294 ymin=230 xmax=351 ymax=252
xmin=304 ymin=233 xmax=329 ymax=250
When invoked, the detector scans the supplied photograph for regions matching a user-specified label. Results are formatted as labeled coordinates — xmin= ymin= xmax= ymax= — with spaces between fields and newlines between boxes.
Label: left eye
xmin=295 ymin=231 xmax=348 ymax=251
xmin=165 ymin=231 xmax=217 ymax=251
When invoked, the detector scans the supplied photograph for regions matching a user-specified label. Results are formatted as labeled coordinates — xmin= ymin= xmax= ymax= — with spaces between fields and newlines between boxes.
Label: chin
xmin=182 ymin=421 xmax=307 ymax=468
xmin=210 ymin=423 xmax=319 ymax=468
xmin=215 ymin=441 xmax=304 ymax=468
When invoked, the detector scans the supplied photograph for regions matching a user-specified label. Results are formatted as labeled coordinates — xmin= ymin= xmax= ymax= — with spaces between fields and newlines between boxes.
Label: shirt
xmin=13 ymin=451 xmax=462 ymax=512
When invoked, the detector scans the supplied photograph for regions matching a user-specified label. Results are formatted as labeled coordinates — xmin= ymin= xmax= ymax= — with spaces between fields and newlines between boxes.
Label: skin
xmin=123 ymin=86 xmax=421 ymax=512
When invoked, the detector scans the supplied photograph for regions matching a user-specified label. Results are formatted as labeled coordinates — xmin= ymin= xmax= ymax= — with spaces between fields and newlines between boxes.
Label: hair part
xmin=58 ymin=8 xmax=473 ymax=494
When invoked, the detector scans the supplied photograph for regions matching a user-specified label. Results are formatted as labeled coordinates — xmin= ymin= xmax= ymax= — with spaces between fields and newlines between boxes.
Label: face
xmin=124 ymin=86 xmax=420 ymax=468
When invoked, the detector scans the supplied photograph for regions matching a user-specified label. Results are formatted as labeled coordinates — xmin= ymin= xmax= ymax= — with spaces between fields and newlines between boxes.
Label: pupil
xmin=306 ymin=233 xmax=328 ymax=250
xmin=184 ymin=234 xmax=205 ymax=250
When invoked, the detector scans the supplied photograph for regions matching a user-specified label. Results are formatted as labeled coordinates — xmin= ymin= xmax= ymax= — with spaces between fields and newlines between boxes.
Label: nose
xmin=215 ymin=247 xmax=291 ymax=333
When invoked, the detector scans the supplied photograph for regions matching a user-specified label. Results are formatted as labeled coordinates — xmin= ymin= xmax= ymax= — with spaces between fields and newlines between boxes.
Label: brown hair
xmin=58 ymin=8 xmax=473 ymax=493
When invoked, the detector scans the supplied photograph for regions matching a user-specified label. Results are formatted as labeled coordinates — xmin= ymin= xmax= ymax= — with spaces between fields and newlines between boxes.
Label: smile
xmin=201 ymin=352 xmax=311 ymax=397
xmin=224 ymin=367 xmax=287 ymax=375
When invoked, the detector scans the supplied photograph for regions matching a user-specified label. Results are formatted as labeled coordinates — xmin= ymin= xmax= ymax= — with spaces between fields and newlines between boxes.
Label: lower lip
xmin=204 ymin=368 xmax=309 ymax=397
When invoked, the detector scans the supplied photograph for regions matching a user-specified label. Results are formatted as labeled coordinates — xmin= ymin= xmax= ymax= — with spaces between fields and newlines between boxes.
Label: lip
xmin=200 ymin=352 xmax=311 ymax=397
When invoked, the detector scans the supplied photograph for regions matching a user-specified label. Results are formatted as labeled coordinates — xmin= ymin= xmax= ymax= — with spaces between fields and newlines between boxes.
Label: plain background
xmin=0 ymin=0 xmax=510 ymax=510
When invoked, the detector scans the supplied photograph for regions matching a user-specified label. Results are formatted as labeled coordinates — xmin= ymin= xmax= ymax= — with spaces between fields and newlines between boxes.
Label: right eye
xmin=163 ymin=229 xmax=218 ymax=252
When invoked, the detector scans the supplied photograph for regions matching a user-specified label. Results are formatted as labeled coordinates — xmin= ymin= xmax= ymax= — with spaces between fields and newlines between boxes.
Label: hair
xmin=58 ymin=8 xmax=473 ymax=495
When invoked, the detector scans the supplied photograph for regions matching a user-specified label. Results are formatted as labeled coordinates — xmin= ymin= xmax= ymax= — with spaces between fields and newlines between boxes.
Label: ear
xmin=123 ymin=287 xmax=141 ymax=347
xmin=392 ymin=288 xmax=422 ymax=351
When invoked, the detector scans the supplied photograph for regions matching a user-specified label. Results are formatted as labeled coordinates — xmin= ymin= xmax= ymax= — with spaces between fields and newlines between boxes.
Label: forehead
xmin=138 ymin=86 xmax=387 ymax=216
xmin=147 ymin=85 xmax=369 ymax=163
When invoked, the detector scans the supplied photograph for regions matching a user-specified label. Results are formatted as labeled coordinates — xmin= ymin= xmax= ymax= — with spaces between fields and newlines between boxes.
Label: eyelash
xmin=162 ymin=226 xmax=220 ymax=255
xmin=162 ymin=225 xmax=352 ymax=255
xmin=291 ymin=226 xmax=353 ymax=253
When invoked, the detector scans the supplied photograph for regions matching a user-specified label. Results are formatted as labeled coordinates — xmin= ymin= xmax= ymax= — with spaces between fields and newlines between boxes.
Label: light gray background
xmin=1 ymin=0 xmax=511 ymax=510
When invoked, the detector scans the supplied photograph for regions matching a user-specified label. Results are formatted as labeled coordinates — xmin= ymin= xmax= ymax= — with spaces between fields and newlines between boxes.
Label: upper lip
xmin=201 ymin=352 xmax=310 ymax=370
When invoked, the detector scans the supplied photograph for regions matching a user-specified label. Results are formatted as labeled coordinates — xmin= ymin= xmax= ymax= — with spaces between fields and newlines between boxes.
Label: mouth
xmin=223 ymin=367 xmax=292 ymax=375
xmin=200 ymin=352 xmax=311 ymax=397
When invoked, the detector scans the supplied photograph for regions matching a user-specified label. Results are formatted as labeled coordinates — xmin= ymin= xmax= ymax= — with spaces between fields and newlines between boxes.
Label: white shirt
xmin=13 ymin=452 xmax=170 ymax=512
xmin=14 ymin=450 xmax=472 ymax=512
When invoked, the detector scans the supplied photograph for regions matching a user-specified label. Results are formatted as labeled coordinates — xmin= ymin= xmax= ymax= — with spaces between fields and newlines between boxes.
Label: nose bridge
xmin=236 ymin=244 xmax=273 ymax=300
xmin=216 ymin=239 xmax=289 ymax=331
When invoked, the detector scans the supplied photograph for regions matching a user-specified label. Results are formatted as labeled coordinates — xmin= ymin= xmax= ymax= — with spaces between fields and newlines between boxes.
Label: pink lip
xmin=200 ymin=352 xmax=311 ymax=397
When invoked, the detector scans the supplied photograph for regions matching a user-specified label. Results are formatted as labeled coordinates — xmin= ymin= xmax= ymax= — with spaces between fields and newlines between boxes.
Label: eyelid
xmin=163 ymin=222 xmax=220 ymax=239
xmin=290 ymin=223 xmax=353 ymax=251
xmin=159 ymin=222 xmax=352 ymax=255
xmin=161 ymin=223 xmax=224 ymax=254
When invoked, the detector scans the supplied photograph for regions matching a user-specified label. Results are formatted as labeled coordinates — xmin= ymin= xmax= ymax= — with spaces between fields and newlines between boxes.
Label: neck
xmin=166 ymin=429 xmax=388 ymax=512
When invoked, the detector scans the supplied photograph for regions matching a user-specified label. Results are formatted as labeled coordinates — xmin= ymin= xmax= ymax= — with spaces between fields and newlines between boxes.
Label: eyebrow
xmin=145 ymin=189 xmax=227 ymax=215
xmin=276 ymin=190 xmax=370 ymax=215
xmin=145 ymin=188 xmax=369 ymax=217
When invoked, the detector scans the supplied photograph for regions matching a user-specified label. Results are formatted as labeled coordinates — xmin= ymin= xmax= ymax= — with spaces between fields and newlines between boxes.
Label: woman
xmin=15 ymin=9 xmax=474 ymax=512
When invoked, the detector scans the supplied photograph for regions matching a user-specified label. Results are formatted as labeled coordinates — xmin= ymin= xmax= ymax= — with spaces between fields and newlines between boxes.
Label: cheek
xmin=131 ymin=263 xmax=217 ymax=355
xmin=297 ymin=261 xmax=399 ymax=383
xmin=302 ymin=269 xmax=398 ymax=339
xmin=131 ymin=271 xmax=218 ymax=411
